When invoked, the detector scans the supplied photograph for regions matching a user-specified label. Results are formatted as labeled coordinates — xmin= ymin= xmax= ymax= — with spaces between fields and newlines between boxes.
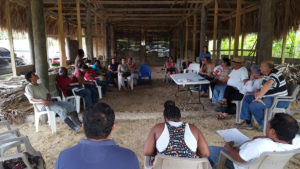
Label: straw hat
xmin=231 ymin=57 xmax=243 ymax=64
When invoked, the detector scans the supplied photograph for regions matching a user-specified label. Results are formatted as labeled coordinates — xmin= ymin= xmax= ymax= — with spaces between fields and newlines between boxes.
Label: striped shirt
xmin=262 ymin=69 xmax=288 ymax=97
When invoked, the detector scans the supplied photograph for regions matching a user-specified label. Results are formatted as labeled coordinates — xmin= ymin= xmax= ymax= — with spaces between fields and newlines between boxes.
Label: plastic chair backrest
xmin=187 ymin=63 xmax=200 ymax=74
xmin=246 ymin=148 xmax=300 ymax=169
xmin=140 ymin=65 xmax=151 ymax=77
xmin=152 ymin=154 xmax=212 ymax=169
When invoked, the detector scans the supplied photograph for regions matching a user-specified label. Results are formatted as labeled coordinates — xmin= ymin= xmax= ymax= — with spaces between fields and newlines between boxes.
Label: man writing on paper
xmin=208 ymin=113 xmax=300 ymax=169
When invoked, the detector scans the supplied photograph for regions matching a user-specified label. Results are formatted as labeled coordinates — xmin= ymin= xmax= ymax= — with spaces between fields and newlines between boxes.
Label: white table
xmin=171 ymin=73 xmax=210 ymax=109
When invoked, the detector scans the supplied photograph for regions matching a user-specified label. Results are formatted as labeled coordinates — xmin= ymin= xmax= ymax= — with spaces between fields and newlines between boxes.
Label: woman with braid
xmin=144 ymin=101 xmax=209 ymax=158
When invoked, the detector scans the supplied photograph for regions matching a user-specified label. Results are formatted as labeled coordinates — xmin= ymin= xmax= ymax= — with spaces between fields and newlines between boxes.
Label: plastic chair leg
xmin=75 ymin=97 xmax=81 ymax=113
xmin=97 ymin=86 xmax=102 ymax=99
xmin=35 ymin=114 xmax=39 ymax=132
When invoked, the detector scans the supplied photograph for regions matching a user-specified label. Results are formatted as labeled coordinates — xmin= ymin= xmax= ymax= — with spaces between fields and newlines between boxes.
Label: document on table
xmin=177 ymin=78 xmax=188 ymax=83
xmin=217 ymin=128 xmax=250 ymax=146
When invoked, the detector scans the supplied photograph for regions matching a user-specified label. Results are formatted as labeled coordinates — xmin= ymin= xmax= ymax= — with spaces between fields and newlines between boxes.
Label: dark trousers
xmin=223 ymin=86 xmax=244 ymax=114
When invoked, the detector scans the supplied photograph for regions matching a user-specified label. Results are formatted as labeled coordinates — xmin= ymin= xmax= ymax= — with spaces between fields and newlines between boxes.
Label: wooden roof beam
xmin=94 ymin=0 xmax=203 ymax=5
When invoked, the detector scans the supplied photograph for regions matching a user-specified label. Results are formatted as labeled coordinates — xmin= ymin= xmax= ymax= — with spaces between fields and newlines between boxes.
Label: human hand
xmin=42 ymin=100 xmax=49 ymax=106
xmin=253 ymin=98 xmax=265 ymax=106
xmin=225 ymin=141 xmax=234 ymax=150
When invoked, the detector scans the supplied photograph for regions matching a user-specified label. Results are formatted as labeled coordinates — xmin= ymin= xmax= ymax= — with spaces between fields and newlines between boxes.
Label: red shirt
xmin=84 ymin=69 xmax=97 ymax=81
xmin=57 ymin=76 xmax=75 ymax=96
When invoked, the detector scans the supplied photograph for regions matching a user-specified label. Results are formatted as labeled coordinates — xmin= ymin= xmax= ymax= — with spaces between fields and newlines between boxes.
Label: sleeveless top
xmin=120 ymin=64 xmax=130 ymax=73
xmin=158 ymin=122 xmax=197 ymax=158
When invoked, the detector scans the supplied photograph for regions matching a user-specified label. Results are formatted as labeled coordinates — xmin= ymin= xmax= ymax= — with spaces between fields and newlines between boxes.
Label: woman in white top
xmin=144 ymin=101 xmax=209 ymax=158
xmin=241 ymin=65 xmax=264 ymax=95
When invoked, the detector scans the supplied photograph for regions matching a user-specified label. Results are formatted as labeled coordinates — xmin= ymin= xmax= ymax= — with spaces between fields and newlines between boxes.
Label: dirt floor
xmin=1 ymin=66 xmax=299 ymax=168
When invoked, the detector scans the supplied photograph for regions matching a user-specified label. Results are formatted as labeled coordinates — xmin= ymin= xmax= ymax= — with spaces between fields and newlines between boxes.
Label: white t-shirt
xmin=156 ymin=121 xmax=197 ymax=153
xmin=234 ymin=135 xmax=300 ymax=169
xmin=240 ymin=78 xmax=263 ymax=95
xmin=227 ymin=67 xmax=248 ymax=93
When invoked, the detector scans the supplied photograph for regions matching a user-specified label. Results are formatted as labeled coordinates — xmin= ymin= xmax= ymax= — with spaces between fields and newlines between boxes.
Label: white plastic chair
xmin=71 ymin=88 xmax=86 ymax=113
xmin=0 ymin=135 xmax=45 ymax=169
xmin=144 ymin=154 xmax=212 ymax=169
xmin=234 ymin=85 xmax=300 ymax=135
xmin=24 ymin=93 xmax=58 ymax=134
xmin=0 ymin=121 xmax=21 ymax=157
xmin=216 ymin=148 xmax=300 ymax=169
xmin=118 ymin=73 xmax=133 ymax=91
xmin=183 ymin=63 xmax=200 ymax=74
xmin=92 ymin=80 xmax=103 ymax=99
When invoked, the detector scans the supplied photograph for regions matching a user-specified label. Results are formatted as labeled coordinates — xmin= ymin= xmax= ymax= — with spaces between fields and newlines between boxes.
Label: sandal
xmin=216 ymin=113 xmax=228 ymax=120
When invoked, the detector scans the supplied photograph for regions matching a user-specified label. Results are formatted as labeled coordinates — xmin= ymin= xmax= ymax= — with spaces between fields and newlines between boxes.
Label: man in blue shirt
xmin=108 ymin=58 xmax=118 ymax=85
xmin=55 ymin=103 xmax=140 ymax=169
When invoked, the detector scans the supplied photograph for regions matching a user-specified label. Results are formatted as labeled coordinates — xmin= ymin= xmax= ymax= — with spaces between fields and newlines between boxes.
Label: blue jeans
xmin=96 ymin=80 xmax=107 ymax=96
xmin=42 ymin=101 xmax=76 ymax=120
xmin=109 ymin=71 xmax=117 ymax=84
xmin=201 ymin=84 xmax=209 ymax=93
xmin=208 ymin=146 xmax=234 ymax=169
xmin=240 ymin=95 xmax=290 ymax=126
xmin=75 ymin=88 xmax=94 ymax=107
xmin=84 ymin=84 xmax=99 ymax=104
xmin=213 ymin=84 xmax=227 ymax=104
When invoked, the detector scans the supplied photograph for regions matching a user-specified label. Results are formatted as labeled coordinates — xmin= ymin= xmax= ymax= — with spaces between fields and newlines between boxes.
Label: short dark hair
xmin=204 ymin=56 xmax=211 ymax=63
xmin=80 ymin=64 xmax=89 ymax=70
xmin=83 ymin=103 xmax=115 ymax=139
xmin=95 ymin=60 xmax=100 ymax=64
xmin=222 ymin=57 xmax=230 ymax=66
xmin=270 ymin=113 xmax=299 ymax=143
xmin=25 ymin=71 xmax=35 ymax=82
xmin=163 ymin=100 xmax=181 ymax=121
xmin=78 ymin=49 xmax=84 ymax=56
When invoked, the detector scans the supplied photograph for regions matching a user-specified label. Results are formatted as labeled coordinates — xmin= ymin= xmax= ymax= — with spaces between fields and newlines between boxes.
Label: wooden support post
xmin=94 ymin=15 xmax=99 ymax=59
xmin=234 ymin=0 xmax=242 ymax=58
xmin=110 ymin=25 xmax=114 ymax=58
xmin=212 ymin=0 xmax=218 ymax=64
xmin=102 ymin=19 xmax=107 ymax=61
xmin=57 ymin=0 xmax=66 ymax=67
xmin=31 ymin=0 xmax=49 ymax=89
xmin=241 ymin=14 xmax=246 ymax=58
xmin=76 ymin=0 xmax=82 ymax=49
xmin=229 ymin=18 xmax=232 ymax=59
xmin=281 ymin=0 xmax=290 ymax=64
xmin=257 ymin=0 xmax=274 ymax=63
xmin=85 ymin=2 xmax=93 ymax=60
xmin=6 ymin=0 xmax=17 ymax=76
xmin=200 ymin=5 xmax=207 ymax=56
xmin=185 ymin=19 xmax=189 ymax=59
xmin=192 ymin=14 xmax=197 ymax=61
xmin=26 ymin=1 xmax=35 ymax=66
xmin=217 ymin=22 xmax=222 ymax=61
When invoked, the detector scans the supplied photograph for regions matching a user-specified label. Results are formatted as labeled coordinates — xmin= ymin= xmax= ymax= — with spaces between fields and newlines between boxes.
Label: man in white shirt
xmin=216 ymin=57 xmax=248 ymax=119
xmin=209 ymin=113 xmax=300 ymax=169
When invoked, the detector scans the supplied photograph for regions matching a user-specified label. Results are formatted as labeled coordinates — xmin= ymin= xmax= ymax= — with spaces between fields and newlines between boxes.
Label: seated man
xmin=216 ymin=57 xmax=248 ymax=119
xmin=57 ymin=67 xmax=94 ymax=107
xmin=144 ymin=100 xmax=209 ymax=158
xmin=84 ymin=66 xmax=107 ymax=97
xmin=25 ymin=71 xmax=81 ymax=131
xmin=209 ymin=113 xmax=300 ymax=169
xmin=55 ymin=103 xmax=140 ymax=169
xmin=108 ymin=58 xmax=118 ymax=85
xmin=73 ymin=64 xmax=98 ymax=105
xmin=239 ymin=60 xmax=289 ymax=128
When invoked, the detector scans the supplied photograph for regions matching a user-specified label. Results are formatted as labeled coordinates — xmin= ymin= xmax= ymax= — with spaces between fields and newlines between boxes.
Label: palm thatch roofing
xmin=0 ymin=0 xmax=299 ymax=40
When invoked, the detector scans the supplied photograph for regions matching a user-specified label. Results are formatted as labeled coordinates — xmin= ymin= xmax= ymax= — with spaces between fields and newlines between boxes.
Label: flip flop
xmin=216 ymin=113 xmax=228 ymax=120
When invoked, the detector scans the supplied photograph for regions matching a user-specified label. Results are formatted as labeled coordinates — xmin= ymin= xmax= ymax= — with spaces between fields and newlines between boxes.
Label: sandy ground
xmin=4 ymin=66 xmax=300 ymax=169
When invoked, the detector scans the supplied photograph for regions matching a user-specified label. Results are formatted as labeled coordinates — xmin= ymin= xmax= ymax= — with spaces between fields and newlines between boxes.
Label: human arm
xmin=225 ymin=141 xmax=246 ymax=163
xmin=143 ymin=126 xmax=157 ymax=156
xmin=193 ymin=126 xmax=210 ymax=157
xmin=253 ymin=80 xmax=274 ymax=105
xmin=118 ymin=64 xmax=122 ymax=75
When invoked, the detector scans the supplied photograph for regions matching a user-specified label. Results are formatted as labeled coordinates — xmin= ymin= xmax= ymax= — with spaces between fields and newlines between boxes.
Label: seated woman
xmin=199 ymin=57 xmax=213 ymax=97
xmin=127 ymin=57 xmax=138 ymax=86
xmin=118 ymin=57 xmax=132 ymax=90
xmin=57 ymin=67 xmax=95 ymax=107
xmin=144 ymin=101 xmax=209 ymax=158
xmin=181 ymin=57 xmax=191 ymax=73
xmin=165 ymin=57 xmax=176 ymax=78
xmin=212 ymin=58 xmax=231 ymax=105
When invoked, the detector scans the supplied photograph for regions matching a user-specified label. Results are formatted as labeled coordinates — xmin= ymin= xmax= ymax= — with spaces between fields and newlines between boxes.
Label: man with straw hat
xmin=216 ymin=57 xmax=248 ymax=120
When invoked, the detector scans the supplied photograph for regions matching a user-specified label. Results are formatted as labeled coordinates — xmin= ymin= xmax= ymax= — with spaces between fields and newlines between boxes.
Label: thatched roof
xmin=0 ymin=0 xmax=299 ymax=40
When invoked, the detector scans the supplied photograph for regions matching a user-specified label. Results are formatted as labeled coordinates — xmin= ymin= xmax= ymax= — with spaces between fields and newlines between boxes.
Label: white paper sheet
xmin=217 ymin=128 xmax=250 ymax=146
